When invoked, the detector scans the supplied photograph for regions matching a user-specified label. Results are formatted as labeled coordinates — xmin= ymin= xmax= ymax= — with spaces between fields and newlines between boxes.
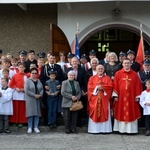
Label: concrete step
xmin=7 ymin=116 xmax=146 ymax=134
xmin=7 ymin=125 xmax=145 ymax=135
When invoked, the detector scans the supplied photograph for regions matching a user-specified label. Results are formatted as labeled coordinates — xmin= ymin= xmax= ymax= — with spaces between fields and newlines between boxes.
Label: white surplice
xmin=88 ymin=103 xmax=112 ymax=133
xmin=113 ymin=119 xmax=138 ymax=133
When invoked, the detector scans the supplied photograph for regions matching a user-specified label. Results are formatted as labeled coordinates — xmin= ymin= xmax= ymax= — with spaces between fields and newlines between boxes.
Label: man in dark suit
xmin=66 ymin=56 xmax=87 ymax=126
xmin=127 ymin=49 xmax=140 ymax=72
xmin=40 ymin=52 xmax=64 ymax=85
xmin=66 ymin=56 xmax=87 ymax=94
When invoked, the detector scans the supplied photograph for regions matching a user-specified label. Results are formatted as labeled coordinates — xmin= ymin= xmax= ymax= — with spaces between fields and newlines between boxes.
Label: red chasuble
xmin=113 ymin=69 xmax=142 ymax=122
xmin=9 ymin=72 xmax=27 ymax=123
xmin=88 ymin=75 xmax=113 ymax=122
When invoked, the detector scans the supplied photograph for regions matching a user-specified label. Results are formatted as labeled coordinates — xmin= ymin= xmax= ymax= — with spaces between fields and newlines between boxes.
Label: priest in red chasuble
xmin=87 ymin=65 xmax=113 ymax=133
xmin=113 ymin=58 xmax=142 ymax=134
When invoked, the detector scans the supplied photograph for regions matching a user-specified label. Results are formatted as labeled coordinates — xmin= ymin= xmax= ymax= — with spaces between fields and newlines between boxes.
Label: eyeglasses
xmin=31 ymin=72 xmax=37 ymax=74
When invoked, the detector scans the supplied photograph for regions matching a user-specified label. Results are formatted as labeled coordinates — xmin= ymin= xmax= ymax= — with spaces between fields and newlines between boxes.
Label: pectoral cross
xmin=122 ymin=75 xmax=132 ymax=90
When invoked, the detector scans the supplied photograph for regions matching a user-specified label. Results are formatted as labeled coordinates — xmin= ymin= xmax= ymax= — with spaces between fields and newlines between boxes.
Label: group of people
xmin=0 ymin=48 xmax=149 ymax=136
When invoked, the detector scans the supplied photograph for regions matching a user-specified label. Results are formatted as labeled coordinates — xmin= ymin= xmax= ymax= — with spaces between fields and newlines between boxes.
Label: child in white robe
xmin=140 ymin=79 xmax=150 ymax=136
xmin=0 ymin=78 xmax=13 ymax=133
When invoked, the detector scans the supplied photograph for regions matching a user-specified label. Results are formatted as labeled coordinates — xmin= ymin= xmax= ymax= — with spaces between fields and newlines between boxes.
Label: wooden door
xmin=50 ymin=23 xmax=71 ymax=62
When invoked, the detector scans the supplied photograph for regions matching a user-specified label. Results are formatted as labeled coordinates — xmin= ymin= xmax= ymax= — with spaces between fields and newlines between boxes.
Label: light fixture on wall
xmin=112 ymin=8 xmax=121 ymax=19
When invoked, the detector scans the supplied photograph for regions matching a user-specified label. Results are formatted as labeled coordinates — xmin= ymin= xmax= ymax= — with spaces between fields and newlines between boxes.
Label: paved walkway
xmin=0 ymin=126 xmax=149 ymax=150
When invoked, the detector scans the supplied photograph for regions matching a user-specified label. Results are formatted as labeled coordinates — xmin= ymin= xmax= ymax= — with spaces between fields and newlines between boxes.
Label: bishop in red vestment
xmin=87 ymin=65 xmax=113 ymax=133
xmin=113 ymin=58 xmax=142 ymax=133
xmin=9 ymin=63 xmax=28 ymax=125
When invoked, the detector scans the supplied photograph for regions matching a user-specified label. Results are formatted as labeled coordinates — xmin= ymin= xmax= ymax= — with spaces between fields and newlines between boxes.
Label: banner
xmin=135 ymin=34 xmax=144 ymax=70
xmin=71 ymin=34 xmax=80 ymax=59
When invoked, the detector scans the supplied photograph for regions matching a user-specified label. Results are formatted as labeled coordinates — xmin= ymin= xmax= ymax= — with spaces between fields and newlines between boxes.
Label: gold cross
xmin=122 ymin=75 xmax=132 ymax=90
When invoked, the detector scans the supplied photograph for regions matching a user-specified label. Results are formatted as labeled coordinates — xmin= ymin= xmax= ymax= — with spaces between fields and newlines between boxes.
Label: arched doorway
xmin=80 ymin=28 xmax=149 ymax=60
xmin=78 ymin=18 xmax=150 ymax=60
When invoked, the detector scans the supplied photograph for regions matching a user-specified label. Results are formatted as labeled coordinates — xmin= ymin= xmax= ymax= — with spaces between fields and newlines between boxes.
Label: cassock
xmin=9 ymin=72 xmax=28 ymax=123
xmin=87 ymin=74 xmax=113 ymax=133
xmin=113 ymin=69 xmax=142 ymax=133
xmin=9 ymin=66 xmax=19 ymax=74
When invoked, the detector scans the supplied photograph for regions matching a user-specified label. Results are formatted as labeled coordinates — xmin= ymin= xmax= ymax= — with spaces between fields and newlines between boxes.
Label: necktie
xmin=51 ymin=64 xmax=54 ymax=68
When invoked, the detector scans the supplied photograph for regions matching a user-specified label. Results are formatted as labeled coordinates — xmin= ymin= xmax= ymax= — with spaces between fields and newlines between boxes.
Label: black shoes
xmin=145 ymin=130 xmax=150 ymax=136
xmin=49 ymin=123 xmax=57 ymax=129
xmin=71 ymin=129 xmax=77 ymax=134
xmin=0 ymin=129 xmax=3 ymax=133
xmin=4 ymin=129 xmax=11 ymax=133
xmin=65 ymin=129 xmax=71 ymax=134
xmin=0 ymin=129 xmax=11 ymax=133
xmin=65 ymin=129 xmax=77 ymax=134
xmin=49 ymin=123 xmax=53 ymax=129
xmin=53 ymin=124 xmax=57 ymax=128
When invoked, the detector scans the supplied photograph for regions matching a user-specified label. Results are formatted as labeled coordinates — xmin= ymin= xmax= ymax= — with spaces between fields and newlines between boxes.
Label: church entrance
xmin=50 ymin=22 xmax=150 ymax=61
xmin=80 ymin=28 xmax=149 ymax=60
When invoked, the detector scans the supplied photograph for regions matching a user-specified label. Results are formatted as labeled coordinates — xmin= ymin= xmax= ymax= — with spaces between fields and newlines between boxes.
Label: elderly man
xmin=87 ymin=64 xmax=113 ymax=133
xmin=113 ymin=58 xmax=142 ymax=134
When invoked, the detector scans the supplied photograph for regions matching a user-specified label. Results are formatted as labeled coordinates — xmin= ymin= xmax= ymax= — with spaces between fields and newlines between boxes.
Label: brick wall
xmin=0 ymin=4 xmax=57 ymax=57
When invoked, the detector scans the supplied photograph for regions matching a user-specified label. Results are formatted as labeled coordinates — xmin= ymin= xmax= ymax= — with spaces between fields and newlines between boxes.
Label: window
xmin=98 ymin=42 xmax=109 ymax=52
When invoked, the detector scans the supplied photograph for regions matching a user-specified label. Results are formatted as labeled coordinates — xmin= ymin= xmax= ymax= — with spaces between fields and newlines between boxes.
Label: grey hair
xmin=108 ymin=52 xmax=118 ymax=62
xmin=90 ymin=57 xmax=99 ymax=64
xmin=67 ymin=70 xmax=75 ymax=76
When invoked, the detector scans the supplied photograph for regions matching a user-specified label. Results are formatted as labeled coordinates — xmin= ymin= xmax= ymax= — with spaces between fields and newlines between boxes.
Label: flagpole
xmin=140 ymin=23 xmax=142 ymax=35
xmin=135 ymin=23 xmax=144 ymax=70
xmin=76 ymin=22 xmax=79 ymax=34
xmin=139 ymin=23 xmax=144 ymax=54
